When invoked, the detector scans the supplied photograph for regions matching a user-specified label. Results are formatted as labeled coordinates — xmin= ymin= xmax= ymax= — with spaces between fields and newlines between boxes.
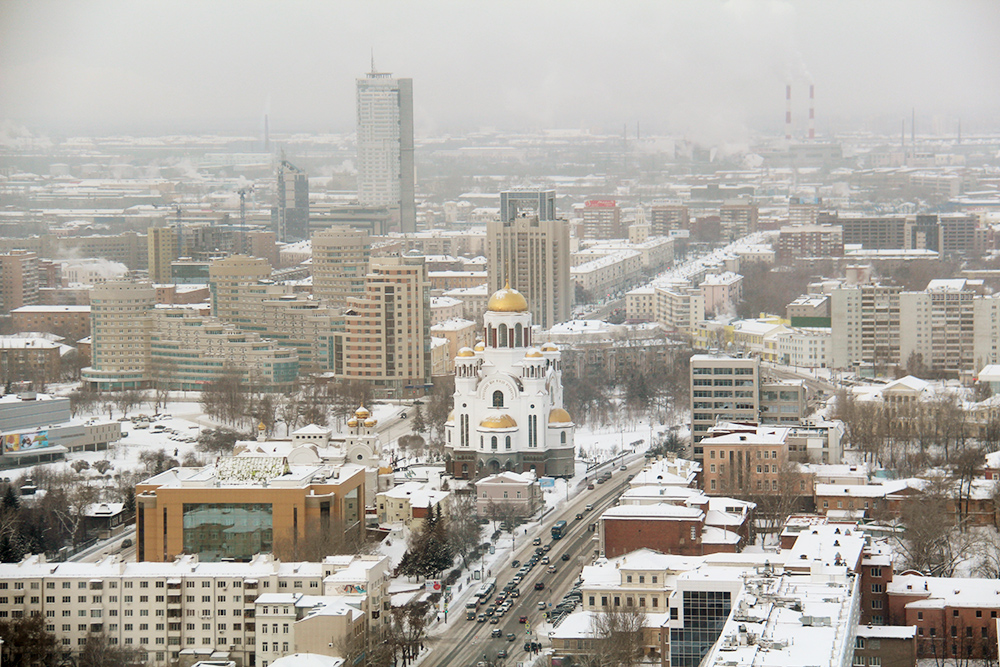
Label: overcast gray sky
xmin=2 ymin=0 xmax=998 ymax=141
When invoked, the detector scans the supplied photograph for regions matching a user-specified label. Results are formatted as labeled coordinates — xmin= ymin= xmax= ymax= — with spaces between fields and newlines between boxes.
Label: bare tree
xmin=77 ymin=633 xmax=145 ymax=667
xmin=894 ymin=477 xmax=979 ymax=577
xmin=579 ymin=604 xmax=648 ymax=667
xmin=447 ymin=492 xmax=482 ymax=567
xmin=386 ymin=600 xmax=432 ymax=667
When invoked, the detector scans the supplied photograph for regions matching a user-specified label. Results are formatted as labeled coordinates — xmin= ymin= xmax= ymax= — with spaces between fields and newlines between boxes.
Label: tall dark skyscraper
xmin=356 ymin=67 xmax=415 ymax=233
xmin=273 ymin=159 xmax=309 ymax=242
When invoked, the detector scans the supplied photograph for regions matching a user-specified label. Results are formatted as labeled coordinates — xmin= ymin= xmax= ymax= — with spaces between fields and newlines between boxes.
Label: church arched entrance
xmin=488 ymin=459 xmax=501 ymax=475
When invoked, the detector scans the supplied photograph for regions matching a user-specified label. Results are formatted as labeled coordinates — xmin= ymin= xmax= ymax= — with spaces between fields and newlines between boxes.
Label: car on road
xmin=575 ymin=512 xmax=583 ymax=520
xmin=467 ymin=610 xmax=476 ymax=620
xmin=534 ymin=582 xmax=545 ymax=590
xmin=490 ymin=616 xmax=500 ymax=624
xmin=597 ymin=478 xmax=605 ymax=484
xmin=485 ymin=606 xmax=495 ymax=616
xmin=540 ymin=556 xmax=549 ymax=564
xmin=585 ymin=504 xmax=593 ymax=511
xmin=561 ymin=553 xmax=570 ymax=561
xmin=519 ymin=615 xmax=528 ymax=624
xmin=587 ymin=483 xmax=595 ymax=490
xmin=477 ymin=614 xmax=487 ymax=623
xmin=510 ymin=559 xmax=520 ymax=568
xmin=507 ymin=632 xmax=516 ymax=642
xmin=547 ymin=566 xmax=558 ymax=574
xmin=532 ymin=537 xmax=542 ymax=545
xmin=491 ymin=628 xmax=503 ymax=638
xmin=620 ymin=464 xmax=628 ymax=471
xmin=509 ymin=588 xmax=520 ymax=597
xmin=497 ymin=649 xmax=508 ymax=659
xmin=542 ymin=544 xmax=551 ymax=552
xmin=537 ymin=600 xmax=547 ymax=609
xmin=534 ymin=547 xmax=545 ymax=555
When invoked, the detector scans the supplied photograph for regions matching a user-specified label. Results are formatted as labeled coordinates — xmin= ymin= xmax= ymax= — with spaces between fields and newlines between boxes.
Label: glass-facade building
xmin=670 ymin=590 xmax=732 ymax=667
xmin=182 ymin=503 xmax=273 ymax=561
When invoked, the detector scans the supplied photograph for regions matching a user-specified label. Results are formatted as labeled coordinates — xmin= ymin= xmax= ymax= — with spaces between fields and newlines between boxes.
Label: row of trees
xmin=0 ymin=607 xmax=143 ymax=667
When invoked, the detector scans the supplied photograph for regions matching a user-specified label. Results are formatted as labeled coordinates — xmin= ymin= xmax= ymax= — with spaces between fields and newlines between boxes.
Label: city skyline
xmin=1 ymin=0 xmax=999 ymax=141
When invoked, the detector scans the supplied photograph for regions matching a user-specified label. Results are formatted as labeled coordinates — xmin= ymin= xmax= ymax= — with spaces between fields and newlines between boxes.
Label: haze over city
xmin=2 ymin=0 xmax=999 ymax=139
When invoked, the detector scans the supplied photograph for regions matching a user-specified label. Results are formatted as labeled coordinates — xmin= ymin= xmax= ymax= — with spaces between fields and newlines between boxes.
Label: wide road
xmin=421 ymin=456 xmax=647 ymax=667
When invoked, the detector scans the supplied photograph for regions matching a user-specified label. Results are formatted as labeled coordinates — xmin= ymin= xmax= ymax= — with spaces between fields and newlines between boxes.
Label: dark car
xmin=510 ymin=559 xmax=520 ymax=568
xmin=532 ymin=537 xmax=542 ymax=545
xmin=587 ymin=483 xmax=595 ymax=490
xmin=542 ymin=544 xmax=551 ymax=552
xmin=497 ymin=649 xmax=508 ymax=659
xmin=507 ymin=632 xmax=516 ymax=642
xmin=561 ymin=553 xmax=570 ymax=561
xmin=490 ymin=616 xmax=500 ymax=624
xmin=491 ymin=628 xmax=503 ymax=638
xmin=535 ymin=547 xmax=545 ymax=555
xmin=534 ymin=581 xmax=545 ymax=590
xmin=575 ymin=512 xmax=583 ymax=520
xmin=597 ymin=478 xmax=605 ymax=484
xmin=510 ymin=588 xmax=520 ymax=597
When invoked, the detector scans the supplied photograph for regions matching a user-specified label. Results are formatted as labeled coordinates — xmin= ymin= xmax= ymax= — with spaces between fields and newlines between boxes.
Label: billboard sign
xmin=425 ymin=580 xmax=442 ymax=593
xmin=3 ymin=430 xmax=50 ymax=454
xmin=539 ymin=477 xmax=556 ymax=489
xmin=585 ymin=200 xmax=616 ymax=208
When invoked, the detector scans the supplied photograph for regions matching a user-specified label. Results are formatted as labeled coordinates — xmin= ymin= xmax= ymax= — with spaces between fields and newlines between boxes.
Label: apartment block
xmin=487 ymin=206 xmax=572 ymax=330
xmin=311 ymin=227 xmax=371 ymax=307
xmin=10 ymin=305 xmax=91 ymax=343
xmin=81 ymin=281 xmax=156 ymax=391
xmin=0 ymin=552 xmax=388 ymax=667
xmin=830 ymin=282 xmax=901 ymax=371
xmin=775 ymin=224 xmax=844 ymax=264
xmin=649 ymin=204 xmax=689 ymax=236
xmin=899 ymin=279 xmax=979 ymax=379
xmin=719 ymin=200 xmax=758 ymax=242
xmin=579 ymin=200 xmax=625 ymax=240
xmin=0 ymin=250 xmax=39 ymax=315
xmin=147 ymin=227 xmax=178 ymax=284
xmin=339 ymin=254 xmax=430 ymax=395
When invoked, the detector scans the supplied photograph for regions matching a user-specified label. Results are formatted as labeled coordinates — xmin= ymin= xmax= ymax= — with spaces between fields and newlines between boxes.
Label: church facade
xmin=444 ymin=284 xmax=575 ymax=479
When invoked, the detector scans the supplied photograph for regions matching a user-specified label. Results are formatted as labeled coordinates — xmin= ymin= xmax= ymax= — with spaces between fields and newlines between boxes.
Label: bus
xmin=475 ymin=579 xmax=496 ymax=604
xmin=551 ymin=520 xmax=568 ymax=539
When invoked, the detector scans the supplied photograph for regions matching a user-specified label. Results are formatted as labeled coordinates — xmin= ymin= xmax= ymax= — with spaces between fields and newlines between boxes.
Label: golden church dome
xmin=548 ymin=408 xmax=573 ymax=424
xmin=347 ymin=418 xmax=358 ymax=428
xmin=354 ymin=406 xmax=370 ymax=419
xmin=525 ymin=348 xmax=543 ymax=358
xmin=474 ymin=341 xmax=486 ymax=352
xmin=541 ymin=342 xmax=559 ymax=352
xmin=457 ymin=347 xmax=476 ymax=357
xmin=480 ymin=414 xmax=518 ymax=429
xmin=487 ymin=281 xmax=529 ymax=313
xmin=364 ymin=418 xmax=377 ymax=427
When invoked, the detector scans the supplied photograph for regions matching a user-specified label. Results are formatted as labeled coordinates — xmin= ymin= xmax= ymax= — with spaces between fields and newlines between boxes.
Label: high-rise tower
xmin=356 ymin=66 xmax=415 ymax=233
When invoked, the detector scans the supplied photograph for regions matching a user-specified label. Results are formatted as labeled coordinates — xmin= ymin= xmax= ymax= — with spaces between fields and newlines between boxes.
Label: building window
xmin=871 ymin=584 xmax=882 ymax=594
xmin=492 ymin=390 xmax=504 ymax=408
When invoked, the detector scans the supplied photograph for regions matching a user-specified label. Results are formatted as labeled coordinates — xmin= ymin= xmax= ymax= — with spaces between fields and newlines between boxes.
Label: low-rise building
xmin=10 ymin=304 xmax=91 ymax=343
xmin=474 ymin=471 xmax=541 ymax=519
xmin=375 ymin=481 xmax=449 ymax=530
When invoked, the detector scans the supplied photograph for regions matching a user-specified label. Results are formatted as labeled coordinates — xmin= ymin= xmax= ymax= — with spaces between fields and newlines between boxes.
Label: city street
xmin=419 ymin=456 xmax=645 ymax=667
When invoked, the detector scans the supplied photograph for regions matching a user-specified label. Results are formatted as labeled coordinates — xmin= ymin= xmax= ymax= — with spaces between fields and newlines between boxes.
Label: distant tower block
xmin=785 ymin=84 xmax=792 ymax=140
xmin=809 ymin=85 xmax=815 ymax=140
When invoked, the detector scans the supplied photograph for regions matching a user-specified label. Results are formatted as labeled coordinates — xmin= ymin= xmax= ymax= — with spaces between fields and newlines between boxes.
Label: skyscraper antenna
xmin=370 ymin=49 xmax=375 ymax=74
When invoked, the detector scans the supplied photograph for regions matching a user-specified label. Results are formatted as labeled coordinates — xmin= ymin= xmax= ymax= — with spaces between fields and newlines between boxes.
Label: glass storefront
xmin=670 ymin=590 xmax=732 ymax=667
xmin=182 ymin=503 xmax=272 ymax=561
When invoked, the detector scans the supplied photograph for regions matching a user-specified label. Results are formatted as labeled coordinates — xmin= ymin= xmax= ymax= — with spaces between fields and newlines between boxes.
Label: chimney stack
xmin=785 ymin=84 xmax=792 ymax=140
xmin=808 ymin=85 xmax=815 ymax=140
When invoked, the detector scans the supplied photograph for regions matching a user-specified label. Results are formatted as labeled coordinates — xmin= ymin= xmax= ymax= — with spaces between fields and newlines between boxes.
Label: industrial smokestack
xmin=264 ymin=114 xmax=270 ymax=153
xmin=808 ymin=85 xmax=815 ymax=140
xmin=785 ymin=85 xmax=792 ymax=140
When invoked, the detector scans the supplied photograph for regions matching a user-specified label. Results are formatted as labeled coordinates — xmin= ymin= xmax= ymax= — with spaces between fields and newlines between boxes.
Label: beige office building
xmin=487 ymin=215 xmax=572 ymax=329
xmin=311 ymin=227 xmax=371 ymax=307
xmin=209 ymin=255 xmax=272 ymax=323
xmin=147 ymin=227 xmax=178 ymax=284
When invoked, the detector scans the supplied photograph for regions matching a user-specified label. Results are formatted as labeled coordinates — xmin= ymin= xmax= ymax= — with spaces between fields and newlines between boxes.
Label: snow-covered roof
xmin=378 ymin=481 xmax=449 ymax=507
xmin=602 ymin=504 xmax=705 ymax=521
xmin=270 ymin=654 xmax=345 ymax=667
xmin=477 ymin=470 xmax=536 ymax=485
xmin=814 ymin=479 xmax=921 ymax=498
xmin=889 ymin=574 xmax=1000 ymax=609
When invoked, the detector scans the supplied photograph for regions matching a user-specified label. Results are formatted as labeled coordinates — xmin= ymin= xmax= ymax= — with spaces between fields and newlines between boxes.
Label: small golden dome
xmin=525 ymin=348 xmax=543 ymax=358
xmin=457 ymin=347 xmax=475 ymax=357
xmin=548 ymin=408 xmax=572 ymax=424
xmin=541 ymin=342 xmax=558 ymax=352
xmin=258 ymin=421 xmax=266 ymax=431
xmin=480 ymin=414 xmax=518 ymax=429
xmin=474 ymin=341 xmax=486 ymax=351
xmin=364 ymin=418 xmax=377 ymax=427
xmin=487 ymin=281 xmax=529 ymax=313
xmin=347 ymin=418 xmax=358 ymax=428
xmin=354 ymin=405 xmax=370 ymax=419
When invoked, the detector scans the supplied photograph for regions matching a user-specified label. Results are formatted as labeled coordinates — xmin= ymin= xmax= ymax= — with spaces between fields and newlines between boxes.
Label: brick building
xmin=10 ymin=304 xmax=91 ymax=343
xmin=775 ymin=224 xmax=844 ymax=264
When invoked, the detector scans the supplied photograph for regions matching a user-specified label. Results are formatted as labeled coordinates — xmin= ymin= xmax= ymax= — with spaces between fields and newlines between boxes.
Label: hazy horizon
xmin=2 ymin=0 xmax=999 ymax=142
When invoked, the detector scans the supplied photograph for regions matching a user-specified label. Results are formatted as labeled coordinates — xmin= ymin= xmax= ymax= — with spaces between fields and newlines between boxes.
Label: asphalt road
xmin=420 ymin=456 xmax=646 ymax=667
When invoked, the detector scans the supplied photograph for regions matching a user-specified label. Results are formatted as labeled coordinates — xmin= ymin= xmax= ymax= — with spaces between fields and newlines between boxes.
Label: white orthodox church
xmin=444 ymin=283 xmax=575 ymax=479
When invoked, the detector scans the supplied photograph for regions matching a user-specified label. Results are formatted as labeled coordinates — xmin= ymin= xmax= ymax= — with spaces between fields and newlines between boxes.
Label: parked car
xmin=510 ymin=560 xmax=520 ymax=568
xmin=587 ymin=483 xmax=595 ymax=490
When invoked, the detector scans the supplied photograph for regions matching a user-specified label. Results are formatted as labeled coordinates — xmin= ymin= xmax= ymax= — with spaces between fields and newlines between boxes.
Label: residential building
xmin=899 ymin=278 xmax=979 ymax=379
xmin=474 ymin=471 xmax=541 ymax=519
xmin=540 ymin=320 xmax=668 ymax=381
xmin=10 ymin=305 xmax=91 ymax=343
xmin=0 ymin=335 xmax=64 ymax=386
xmin=311 ymin=227 xmax=371 ymax=307
xmin=0 ymin=552 xmax=388 ymax=667
xmin=209 ymin=255 xmax=272 ymax=322
xmin=775 ymin=224 xmax=844 ymax=264
xmin=649 ymin=204 xmax=689 ymax=236
xmin=700 ymin=272 xmax=743 ymax=318
xmin=699 ymin=425 xmax=793 ymax=496
xmin=0 ymin=250 xmax=39 ymax=315
xmin=375 ymin=481 xmax=449 ymax=529
xmin=339 ymin=254 xmax=430 ymax=395
xmin=579 ymin=200 xmax=624 ymax=239
xmin=147 ymin=227 xmax=178 ymax=284
xmin=487 ymin=208 xmax=572 ymax=330
xmin=830 ymin=282 xmax=902 ymax=371
xmin=444 ymin=284 xmax=575 ymax=478
xmin=570 ymin=249 xmax=642 ymax=300
xmin=81 ymin=281 xmax=156 ymax=390
xmin=136 ymin=458 xmax=365 ymax=563
xmin=824 ymin=213 xmax=908 ymax=249
xmin=719 ymin=199 xmax=758 ymax=242
xmin=759 ymin=379 xmax=807 ymax=425
xmin=356 ymin=68 xmax=415 ymax=232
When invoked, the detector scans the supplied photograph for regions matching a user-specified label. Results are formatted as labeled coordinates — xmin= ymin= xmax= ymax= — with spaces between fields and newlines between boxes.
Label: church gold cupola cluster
xmin=445 ymin=284 xmax=575 ymax=479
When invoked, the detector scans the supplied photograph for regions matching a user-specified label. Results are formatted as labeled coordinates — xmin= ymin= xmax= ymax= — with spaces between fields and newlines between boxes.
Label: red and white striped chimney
xmin=785 ymin=84 xmax=792 ymax=140
xmin=808 ymin=84 xmax=815 ymax=140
